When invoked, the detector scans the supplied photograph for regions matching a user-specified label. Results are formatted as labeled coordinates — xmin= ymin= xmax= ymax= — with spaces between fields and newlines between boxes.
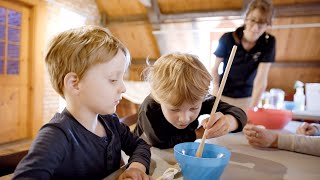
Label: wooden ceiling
xmin=95 ymin=0 xmax=147 ymax=17
xmin=95 ymin=0 xmax=320 ymax=61
xmin=93 ymin=0 xmax=320 ymax=98
xmin=96 ymin=0 xmax=320 ymax=17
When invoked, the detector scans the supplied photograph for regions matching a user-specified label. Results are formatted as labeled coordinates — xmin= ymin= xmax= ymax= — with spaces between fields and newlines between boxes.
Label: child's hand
xmin=118 ymin=162 xmax=152 ymax=180
xmin=296 ymin=122 xmax=318 ymax=136
xmin=201 ymin=112 xmax=234 ymax=138
xmin=243 ymin=124 xmax=278 ymax=148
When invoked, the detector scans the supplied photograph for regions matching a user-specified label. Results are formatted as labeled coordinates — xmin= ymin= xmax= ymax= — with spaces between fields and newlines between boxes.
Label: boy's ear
xmin=64 ymin=72 xmax=80 ymax=95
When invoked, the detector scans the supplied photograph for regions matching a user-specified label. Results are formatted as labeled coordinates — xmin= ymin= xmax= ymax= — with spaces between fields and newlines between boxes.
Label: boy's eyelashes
xmin=170 ymin=109 xmax=179 ymax=112
xmin=170 ymin=108 xmax=199 ymax=112
xmin=109 ymin=79 xmax=118 ymax=83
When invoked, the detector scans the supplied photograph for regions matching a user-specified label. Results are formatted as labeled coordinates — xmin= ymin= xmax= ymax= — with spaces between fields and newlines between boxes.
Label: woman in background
xmin=211 ymin=0 xmax=275 ymax=111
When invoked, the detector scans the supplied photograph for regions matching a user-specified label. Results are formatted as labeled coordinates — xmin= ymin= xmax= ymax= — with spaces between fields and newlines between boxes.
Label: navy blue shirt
xmin=13 ymin=109 xmax=151 ymax=179
xmin=214 ymin=26 xmax=276 ymax=98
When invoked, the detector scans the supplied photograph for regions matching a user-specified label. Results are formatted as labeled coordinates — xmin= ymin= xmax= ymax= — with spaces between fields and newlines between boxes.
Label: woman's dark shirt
xmin=214 ymin=26 xmax=276 ymax=98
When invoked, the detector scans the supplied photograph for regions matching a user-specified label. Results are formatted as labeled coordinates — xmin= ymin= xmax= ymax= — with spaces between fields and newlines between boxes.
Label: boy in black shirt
xmin=13 ymin=26 xmax=151 ymax=179
xmin=134 ymin=53 xmax=247 ymax=149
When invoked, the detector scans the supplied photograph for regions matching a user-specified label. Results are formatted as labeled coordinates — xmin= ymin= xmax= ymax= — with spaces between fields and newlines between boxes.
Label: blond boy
xmin=13 ymin=26 xmax=151 ymax=179
xmin=134 ymin=53 xmax=247 ymax=149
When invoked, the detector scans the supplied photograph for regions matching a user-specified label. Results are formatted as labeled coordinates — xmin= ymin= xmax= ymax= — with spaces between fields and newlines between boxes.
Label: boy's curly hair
xmin=145 ymin=53 xmax=212 ymax=106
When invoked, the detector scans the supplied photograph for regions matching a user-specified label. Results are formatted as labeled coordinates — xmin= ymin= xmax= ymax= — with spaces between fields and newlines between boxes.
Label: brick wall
xmin=42 ymin=0 xmax=100 ymax=124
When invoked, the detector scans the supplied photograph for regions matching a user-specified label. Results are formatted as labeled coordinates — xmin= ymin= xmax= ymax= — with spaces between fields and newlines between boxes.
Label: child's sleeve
xmin=13 ymin=126 xmax=68 ymax=179
xmin=136 ymin=110 xmax=197 ymax=149
xmin=202 ymin=96 xmax=247 ymax=133
xmin=216 ymin=100 xmax=247 ymax=132
xmin=117 ymin=117 xmax=151 ymax=173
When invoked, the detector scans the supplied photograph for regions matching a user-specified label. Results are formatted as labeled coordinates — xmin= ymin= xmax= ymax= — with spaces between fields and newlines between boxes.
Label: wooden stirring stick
xmin=195 ymin=45 xmax=237 ymax=158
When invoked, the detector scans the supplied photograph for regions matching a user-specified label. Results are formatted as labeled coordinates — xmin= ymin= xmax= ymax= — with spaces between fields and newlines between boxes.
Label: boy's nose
xmin=179 ymin=113 xmax=190 ymax=123
xmin=120 ymin=81 xmax=126 ymax=93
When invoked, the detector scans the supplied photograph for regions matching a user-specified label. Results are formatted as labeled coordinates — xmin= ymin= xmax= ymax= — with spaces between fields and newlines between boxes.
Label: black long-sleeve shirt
xmin=13 ymin=109 xmax=151 ymax=179
xmin=134 ymin=95 xmax=247 ymax=149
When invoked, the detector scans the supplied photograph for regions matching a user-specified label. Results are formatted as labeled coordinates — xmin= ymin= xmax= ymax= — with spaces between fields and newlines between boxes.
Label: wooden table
xmin=106 ymin=121 xmax=320 ymax=180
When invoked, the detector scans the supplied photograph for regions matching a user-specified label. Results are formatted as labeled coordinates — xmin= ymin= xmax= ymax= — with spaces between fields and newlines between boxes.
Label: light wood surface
xmin=108 ymin=22 xmax=160 ymax=59
xmin=95 ymin=0 xmax=147 ymax=17
xmin=106 ymin=121 xmax=320 ymax=180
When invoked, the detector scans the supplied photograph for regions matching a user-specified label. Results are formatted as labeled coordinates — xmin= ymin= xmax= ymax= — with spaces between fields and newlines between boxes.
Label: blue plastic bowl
xmin=174 ymin=142 xmax=231 ymax=180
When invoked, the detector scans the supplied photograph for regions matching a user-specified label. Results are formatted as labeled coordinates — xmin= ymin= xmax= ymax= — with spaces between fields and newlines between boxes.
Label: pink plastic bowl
xmin=247 ymin=108 xmax=293 ymax=129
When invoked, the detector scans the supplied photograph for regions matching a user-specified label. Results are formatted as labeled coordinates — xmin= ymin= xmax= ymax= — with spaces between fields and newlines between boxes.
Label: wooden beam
xmin=29 ymin=0 xmax=47 ymax=138
xmin=8 ymin=0 xmax=40 ymax=6
xmin=140 ymin=2 xmax=320 ymax=23
xmin=105 ymin=13 xmax=148 ymax=24
xmin=106 ymin=2 xmax=320 ymax=24
xmin=144 ymin=0 xmax=162 ymax=30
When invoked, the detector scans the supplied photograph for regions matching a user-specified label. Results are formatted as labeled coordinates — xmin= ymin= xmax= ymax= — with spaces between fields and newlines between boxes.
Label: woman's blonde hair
xmin=146 ymin=53 xmax=212 ymax=107
xmin=45 ymin=25 xmax=130 ymax=98
xmin=245 ymin=0 xmax=274 ymax=25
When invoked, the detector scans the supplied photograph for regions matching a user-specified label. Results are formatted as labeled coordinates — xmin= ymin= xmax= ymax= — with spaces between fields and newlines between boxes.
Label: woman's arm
xmin=250 ymin=62 xmax=272 ymax=107
xmin=244 ymin=124 xmax=320 ymax=157
xmin=211 ymin=57 xmax=223 ymax=96
xmin=278 ymin=134 xmax=320 ymax=157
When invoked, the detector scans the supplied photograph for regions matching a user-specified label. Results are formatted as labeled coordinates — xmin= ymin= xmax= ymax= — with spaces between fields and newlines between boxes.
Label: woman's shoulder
xmin=220 ymin=31 xmax=234 ymax=41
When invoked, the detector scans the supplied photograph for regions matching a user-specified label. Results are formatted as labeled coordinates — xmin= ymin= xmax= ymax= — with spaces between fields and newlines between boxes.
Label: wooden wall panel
xmin=0 ymin=87 xmax=27 ymax=143
xmin=127 ymin=64 xmax=147 ymax=81
xmin=269 ymin=16 xmax=320 ymax=61
xmin=95 ymin=0 xmax=147 ymax=17
xmin=108 ymin=22 xmax=160 ymax=59
xmin=268 ymin=66 xmax=320 ymax=95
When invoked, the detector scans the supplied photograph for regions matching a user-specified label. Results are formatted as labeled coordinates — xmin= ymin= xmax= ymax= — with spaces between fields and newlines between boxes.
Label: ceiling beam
xmin=105 ymin=2 xmax=320 ymax=25
xmin=140 ymin=2 xmax=320 ymax=24
xmin=105 ymin=14 xmax=148 ymax=24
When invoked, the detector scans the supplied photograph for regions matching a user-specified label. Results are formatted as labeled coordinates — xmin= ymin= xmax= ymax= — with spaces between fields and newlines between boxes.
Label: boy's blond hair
xmin=146 ymin=53 xmax=212 ymax=107
xmin=45 ymin=25 xmax=130 ymax=98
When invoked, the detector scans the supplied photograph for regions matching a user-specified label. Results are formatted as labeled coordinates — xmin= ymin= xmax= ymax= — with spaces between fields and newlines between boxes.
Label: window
xmin=0 ymin=7 xmax=21 ymax=75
